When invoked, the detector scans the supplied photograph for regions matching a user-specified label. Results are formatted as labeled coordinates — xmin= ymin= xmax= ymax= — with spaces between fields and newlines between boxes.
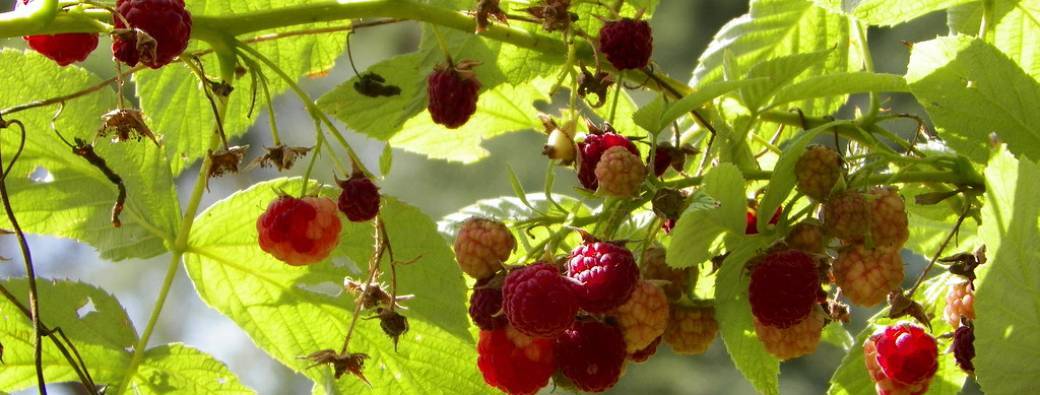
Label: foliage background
xmin=0 ymin=1 xmax=985 ymax=393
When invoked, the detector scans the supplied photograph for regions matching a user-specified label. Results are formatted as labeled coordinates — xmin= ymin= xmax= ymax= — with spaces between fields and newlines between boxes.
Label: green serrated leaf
xmin=703 ymin=163 xmax=749 ymax=234
xmin=824 ymin=0 xmax=976 ymax=26
xmin=138 ymin=1 xmax=347 ymax=175
xmin=185 ymin=178 xmax=483 ymax=393
xmin=0 ymin=50 xmax=179 ymax=261
xmin=741 ymin=49 xmax=833 ymax=111
xmin=641 ymin=78 xmax=766 ymax=134
xmin=974 ymin=147 xmax=1040 ymax=394
xmin=0 ymin=279 xmax=134 ymax=391
xmin=130 ymin=344 xmax=256 ymax=394
xmin=949 ymin=0 xmax=1040 ymax=80
xmin=821 ymin=322 xmax=855 ymax=351
xmin=756 ymin=121 xmax=838 ymax=232
xmin=665 ymin=166 xmax=747 ymax=269
xmin=769 ymin=72 xmax=908 ymax=109
xmin=714 ymin=235 xmax=782 ymax=395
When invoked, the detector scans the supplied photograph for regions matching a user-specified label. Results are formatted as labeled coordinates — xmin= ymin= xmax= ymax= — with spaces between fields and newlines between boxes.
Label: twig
xmin=906 ymin=204 xmax=972 ymax=297
xmin=340 ymin=216 xmax=387 ymax=354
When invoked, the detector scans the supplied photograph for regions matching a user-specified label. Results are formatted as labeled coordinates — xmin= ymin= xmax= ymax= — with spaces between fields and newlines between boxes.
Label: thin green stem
xmin=112 ymin=250 xmax=181 ymax=394
xmin=0 ymin=0 xmax=58 ymax=36
xmin=300 ymin=126 xmax=325 ymax=197
xmin=852 ymin=19 xmax=879 ymax=122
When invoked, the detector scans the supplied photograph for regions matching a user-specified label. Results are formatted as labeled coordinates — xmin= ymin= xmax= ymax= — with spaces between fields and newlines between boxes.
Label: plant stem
xmin=852 ymin=19 xmax=879 ymax=122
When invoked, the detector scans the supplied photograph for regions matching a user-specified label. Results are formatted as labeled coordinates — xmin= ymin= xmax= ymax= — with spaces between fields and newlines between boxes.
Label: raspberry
xmin=943 ymin=280 xmax=975 ymax=327
xmin=555 ymin=320 xmax=627 ymax=393
xmin=453 ymin=218 xmax=515 ymax=280
xmin=598 ymin=18 xmax=653 ymax=70
xmin=952 ymin=324 xmax=975 ymax=373
xmin=469 ymin=278 xmax=506 ymax=330
xmin=754 ymin=306 xmax=825 ymax=360
xmin=865 ymin=187 xmax=909 ymax=248
xmin=427 ymin=61 xmax=480 ymax=129
xmin=823 ymin=191 xmax=870 ymax=242
xmin=641 ymin=246 xmax=693 ymax=301
xmin=663 ymin=305 xmax=718 ymax=355
xmin=256 ymin=196 xmax=342 ymax=266
xmin=746 ymin=206 xmax=782 ymax=235
xmin=502 ymin=263 xmax=578 ymax=338
xmin=542 ymin=119 xmax=577 ymax=165
xmin=477 ymin=326 xmax=555 ymax=395
xmin=113 ymin=0 xmax=192 ymax=68
xmin=577 ymin=131 xmax=638 ymax=191
xmin=795 ymin=145 xmax=842 ymax=202
xmin=833 ymin=245 xmax=904 ymax=307
xmin=337 ymin=173 xmax=380 ymax=222
xmin=17 ymin=0 xmax=98 ymax=66
xmin=594 ymin=146 xmax=646 ymax=197
xmin=785 ymin=220 xmax=826 ymax=254
xmin=864 ymin=323 xmax=938 ymax=395
xmin=748 ymin=249 xmax=822 ymax=328
xmin=629 ymin=336 xmax=661 ymax=363
xmin=566 ymin=240 xmax=640 ymax=313
xmin=610 ymin=281 xmax=669 ymax=353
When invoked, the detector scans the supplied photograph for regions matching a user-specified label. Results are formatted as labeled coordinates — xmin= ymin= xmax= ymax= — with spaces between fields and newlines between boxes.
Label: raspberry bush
xmin=0 ymin=0 xmax=1036 ymax=394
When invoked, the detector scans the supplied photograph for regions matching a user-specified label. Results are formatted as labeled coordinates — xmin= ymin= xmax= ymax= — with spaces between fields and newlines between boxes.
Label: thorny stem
xmin=0 ymin=119 xmax=47 ymax=394
xmin=341 ymin=216 xmax=387 ymax=354
xmin=906 ymin=204 xmax=973 ymax=298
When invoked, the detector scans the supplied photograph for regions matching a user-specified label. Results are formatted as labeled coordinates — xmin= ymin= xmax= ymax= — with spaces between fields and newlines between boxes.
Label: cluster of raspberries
xmin=455 ymin=220 xmax=719 ymax=394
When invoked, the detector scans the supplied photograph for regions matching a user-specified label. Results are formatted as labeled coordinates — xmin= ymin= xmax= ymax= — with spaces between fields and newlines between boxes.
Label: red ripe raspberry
xmin=663 ymin=305 xmax=718 ymax=355
xmin=577 ymin=131 xmax=637 ymax=191
xmin=477 ymin=326 xmax=555 ymax=395
xmin=823 ymin=191 xmax=870 ymax=242
xmin=754 ymin=306 xmax=825 ymax=360
xmin=17 ymin=0 xmax=98 ymax=66
xmin=641 ymin=246 xmax=693 ymax=301
xmin=502 ymin=263 xmax=578 ymax=338
xmin=566 ymin=241 xmax=640 ymax=313
xmin=256 ymin=196 xmax=341 ymax=266
xmin=833 ymin=245 xmax=904 ymax=307
xmin=746 ymin=206 xmax=782 ymax=235
xmin=611 ymin=281 xmax=669 ymax=353
xmin=336 ymin=173 xmax=380 ymax=222
xmin=864 ymin=323 xmax=938 ymax=395
xmin=469 ymin=278 xmax=507 ymax=330
xmin=865 ymin=187 xmax=909 ymax=248
xmin=785 ymin=220 xmax=826 ymax=254
xmin=453 ymin=218 xmax=515 ymax=280
xmin=629 ymin=336 xmax=661 ymax=363
xmin=650 ymin=143 xmax=685 ymax=177
xmin=795 ymin=145 xmax=842 ymax=202
xmin=555 ymin=320 xmax=627 ymax=393
xmin=594 ymin=146 xmax=646 ymax=197
xmin=953 ymin=324 xmax=975 ymax=373
xmin=427 ymin=61 xmax=480 ymax=129
xmin=598 ymin=18 xmax=653 ymax=70
xmin=943 ymin=280 xmax=975 ymax=327
xmin=113 ymin=0 xmax=192 ymax=69
xmin=748 ymin=249 xmax=822 ymax=328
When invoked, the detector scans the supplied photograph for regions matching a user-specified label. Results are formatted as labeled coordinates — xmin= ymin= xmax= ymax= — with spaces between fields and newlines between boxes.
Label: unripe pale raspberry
xmin=18 ymin=0 xmax=98 ymax=66
xmin=555 ymin=320 xmax=627 ymax=393
xmin=113 ymin=0 xmax=192 ymax=68
xmin=256 ymin=196 xmax=342 ymax=266
xmin=567 ymin=241 xmax=640 ymax=313
xmin=663 ymin=305 xmax=718 ymax=355
xmin=594 ymin=146 xmax=646 ymax=197
xmin=503 ymin=263 xmax=578 ymax=338
xmin=943 ymin=280 xmax=975 ymax=327
xmin=754 ymin=306 xmax=826 ymax=360
xmin=795 ymin=145 xmax=842 ymax=201
xmin=577 ymin=132 xmax=637 ymax=191
xmin=864 ymin=323 xmax=938 ymax=395
xmin=953 ymin=324 xmax=975 ymax=373
xmin=611 ymin=281 xmax=670 ymax=353
xmin=786 ymin=220 xmax=826 ymax=254
xmin=823 ymin=191 xmax=870 ymax=242
xmin=337 ymin=174 xmax=380 ymax=222
xmin=629 ymin=336 xmax=661 ymax=363
xmin=427 ymin=62 xmax=480 ymax=129
xmin=453 ymin=218 xmax=515 ymax=280
xmin=641 ymin=246 xmax=694 ymax=301
xmin=477 ymin=326 xmax=555 ymax=395
xmin=833 ymin=245 xmax=904 ymax=307
xmin=469 ymin=278 xmax=507 ymax=330
xmin=748 ymin=250 xmax=823 ymax=328
xmin=866 ymin=187 xmax=909 ymax=248
xmin=598 ymin=18 xmax=653 ymax=70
